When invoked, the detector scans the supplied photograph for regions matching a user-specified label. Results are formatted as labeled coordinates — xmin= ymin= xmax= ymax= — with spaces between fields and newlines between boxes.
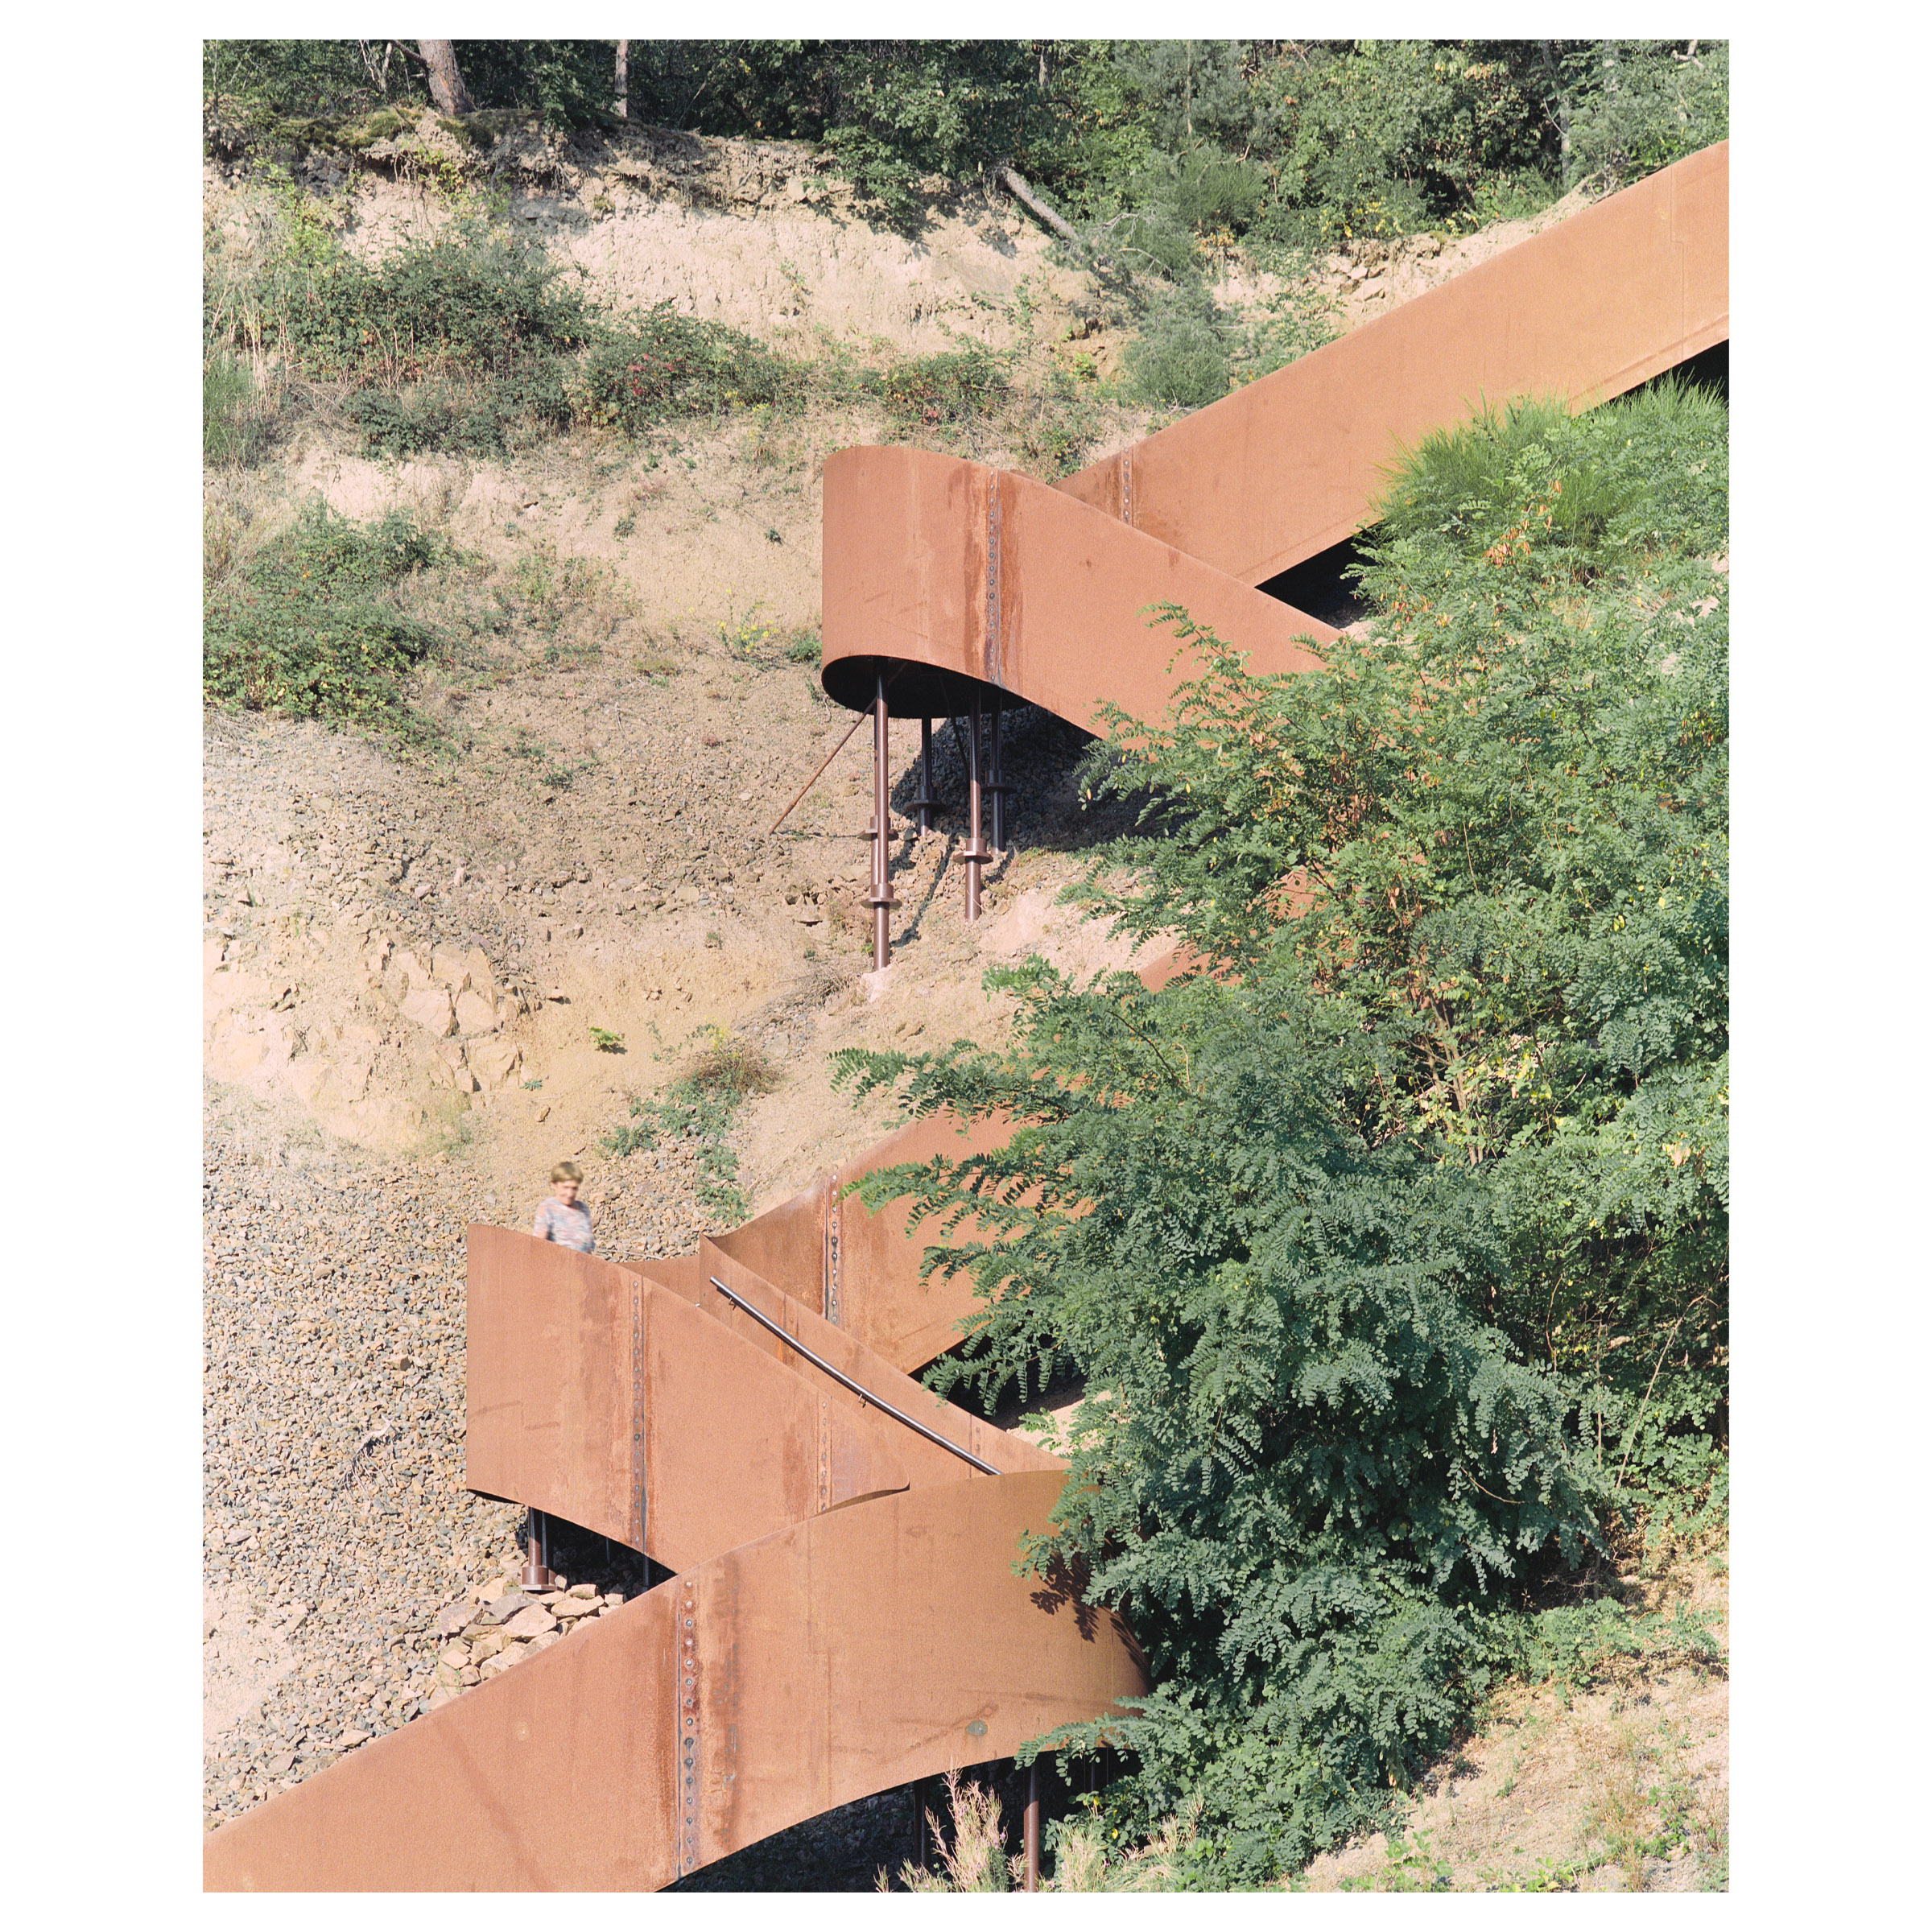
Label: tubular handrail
xmin=708 ymin=1275 xmax=1001 ymax=1475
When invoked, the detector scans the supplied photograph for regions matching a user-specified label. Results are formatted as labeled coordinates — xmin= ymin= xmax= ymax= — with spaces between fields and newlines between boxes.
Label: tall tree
xmin=418 ymin=39 xmax=473 ymax=115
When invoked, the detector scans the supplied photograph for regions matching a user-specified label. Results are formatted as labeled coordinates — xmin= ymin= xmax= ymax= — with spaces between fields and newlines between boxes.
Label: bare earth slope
xmin=201 ymin=139 xmax=1719 ymax=1890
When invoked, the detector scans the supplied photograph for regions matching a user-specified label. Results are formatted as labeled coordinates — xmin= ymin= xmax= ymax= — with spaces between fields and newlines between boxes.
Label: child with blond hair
xmin=532 ymin=1160 xmax=594 ymax=1253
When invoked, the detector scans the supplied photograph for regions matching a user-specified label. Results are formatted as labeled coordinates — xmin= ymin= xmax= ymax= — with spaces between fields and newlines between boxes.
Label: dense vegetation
xmin=834 ymin=378 xmax=1728 ymax=1882
xmin=204 ymin=40 xmax=1724 ymax=436
xmin=202 ymin=502 xmax=456 ymax=736
xmin=205 ymin=39 xmax=1727 ymax=238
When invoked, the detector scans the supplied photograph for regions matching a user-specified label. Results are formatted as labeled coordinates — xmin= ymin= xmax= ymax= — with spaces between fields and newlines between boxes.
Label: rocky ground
xmin=200 ymin=562 xmax=1154 ymax=1838
xmin=200 ymin=135 xmax=1724 ymax=1884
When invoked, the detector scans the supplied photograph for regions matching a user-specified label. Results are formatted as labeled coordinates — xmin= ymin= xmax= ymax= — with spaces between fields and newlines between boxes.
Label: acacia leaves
xmin=832 ymin=374 xmax=1726 ymax=1879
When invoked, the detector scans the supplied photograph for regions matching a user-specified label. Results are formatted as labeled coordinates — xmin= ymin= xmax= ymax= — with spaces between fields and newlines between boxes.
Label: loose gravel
xmin=200 ymin=1094 xmax=716 ymax=1827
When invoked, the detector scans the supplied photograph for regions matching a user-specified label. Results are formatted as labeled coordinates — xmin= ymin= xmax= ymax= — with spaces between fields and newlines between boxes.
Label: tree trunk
xmin=418 ymin=39 xmax=473 ymax=116
xmin=994 ymin=164 xmax=1080 ymax=246
xmin=615 ymin=39 xmax=630 ymax=119
xmin=1538 ymin=41 xmax=1572 ymax=177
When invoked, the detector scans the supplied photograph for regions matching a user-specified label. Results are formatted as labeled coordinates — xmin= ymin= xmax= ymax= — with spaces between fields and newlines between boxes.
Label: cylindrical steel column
xmin=914 ymin=718 xmax=935 ymax=834
xmin=522 ymin=1508 xmax=554 ymax=1591
xmin=963 ymin=700 xmax=988 ymax=921
xmin=1023 ymin=1762 xmax=1040 ymax=1891
xmin=989 ymin=688 xmax=1008 ymax=852
xmin=865 ymin=668 xmax=896 ymax=969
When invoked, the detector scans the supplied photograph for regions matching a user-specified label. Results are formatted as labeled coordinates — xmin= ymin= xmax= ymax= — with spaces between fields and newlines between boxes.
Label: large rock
xmin=399 ymin=985 xmax=456 ymax=1037
xmin=469 ymin=1039 xmax=523 ymax=1089
xmin=455 ymin=989 xmax=498 ymax=1034
xmin=501 ymin=1604 xmax=558 ymax=1641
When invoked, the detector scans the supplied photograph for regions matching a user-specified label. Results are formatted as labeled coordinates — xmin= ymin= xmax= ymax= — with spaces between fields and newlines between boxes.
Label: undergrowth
xmin=202 ymin=499 xmax=457 ymax=739
xmin=833 ymin=374 xmax=1728 ymax=1885
xmin=601 ymin=1026 xmax=780 ymax=1221
xmin=200 ymin=187 xmax=1319 ymax=479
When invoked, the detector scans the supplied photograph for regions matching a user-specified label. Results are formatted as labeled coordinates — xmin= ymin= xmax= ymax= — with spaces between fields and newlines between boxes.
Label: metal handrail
xmin=707 ymin=1276 xmax=1001 ymax=1475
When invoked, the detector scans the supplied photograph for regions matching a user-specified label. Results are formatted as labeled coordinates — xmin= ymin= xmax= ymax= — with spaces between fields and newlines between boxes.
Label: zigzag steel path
xmin=205 ymin=142 xmax=1727 ymax=1892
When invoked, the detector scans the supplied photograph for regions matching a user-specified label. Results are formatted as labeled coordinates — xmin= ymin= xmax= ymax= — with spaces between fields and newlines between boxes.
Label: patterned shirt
xmin=533 ymin=1195 xmax=594 ymax=1253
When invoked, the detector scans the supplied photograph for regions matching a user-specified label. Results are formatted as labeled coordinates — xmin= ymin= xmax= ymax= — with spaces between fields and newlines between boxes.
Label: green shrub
xmin=878 ymin=347 xmax=1009 ymax=427
xmin=279 ymin=223 xmax=590 ymax=382
xmin=204 ymin=351 xmax=268 ymax=467
xmin=834 ymin=378 xmax=1728 ymax=1880
xmin=576 ymin=305 xmax=803 ymax=431
xmin=203 ymin=500 xmax=453 ymax=731
xmin=1373 ymin=379 xmax=1728 ymax=560
xmin=602 ymin=1027 xmax=780 ymax=1220
xmin=1559 ymin=41 xmax=1730 ymax=191
xmin=1121 ymin=305 xmax=1229 ymax=409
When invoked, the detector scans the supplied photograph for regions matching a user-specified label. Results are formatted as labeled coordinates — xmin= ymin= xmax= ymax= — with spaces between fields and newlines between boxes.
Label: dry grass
xmin=884 ymin=1772 xmax=1209 ymax=1893
xmin=681 ymin=1027 xmax=782 ymax=1101
xmin=887 ymin=1770 xmax=1012 ymax=1892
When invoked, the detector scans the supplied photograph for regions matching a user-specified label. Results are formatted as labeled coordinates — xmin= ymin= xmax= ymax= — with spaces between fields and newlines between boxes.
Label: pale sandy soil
xmin=202 ymin=137 xmax=1711 ymax=1881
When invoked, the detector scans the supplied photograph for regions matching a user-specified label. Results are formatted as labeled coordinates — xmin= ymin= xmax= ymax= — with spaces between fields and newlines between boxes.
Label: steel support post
xmin=865 ymin=669 xmax=896 ymax=969
xmin=1023 ymin=1762 xmax=1040 ymax=1890
xmin=522 ymin=1507 xmax=555 ymax=1591
xmin=914 ymin=717 xmax=935 ymax=833
xmin=988 ymin=688 xmax=1007 ymax=852
xmin=963 ymin=700 xmax=988 ymax=921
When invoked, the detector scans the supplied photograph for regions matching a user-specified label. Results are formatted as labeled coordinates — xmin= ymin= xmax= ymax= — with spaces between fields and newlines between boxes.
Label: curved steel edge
xmin=715 ymin=947 xmax=1199 ymax=1377
xmin=463 ymin=1228 xmax=1059 ymax=1577
xmin=822 ymin=448 xmax=1335 ymax=724
xmin=203 ymin=1472 xmax=1146 ymax=1892
xmin=205 ymin=147 xmax=1728 ymax=1892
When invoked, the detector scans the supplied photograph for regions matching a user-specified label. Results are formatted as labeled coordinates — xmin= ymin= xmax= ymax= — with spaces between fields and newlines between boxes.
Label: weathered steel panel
xmin=1055 ymin=142 xmax=1730 ymax=584
xmin=205 ymin=147 xmax=1726 ymax=1893
xmin=464 ymin=1227 xmax=637 ymax=1544
xmin=204 ymin=1475 xmax=1143 ymax=1891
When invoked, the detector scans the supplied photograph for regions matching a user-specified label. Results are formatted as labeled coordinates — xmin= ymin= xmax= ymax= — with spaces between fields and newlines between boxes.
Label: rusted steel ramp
xmin=819 ymin=142 xmax=1727 ymax=726
xmin=204 ymin=1236 xmax=1141 ymax=1890
xmin=205 ymin=145 xmax=1727 ymax=1890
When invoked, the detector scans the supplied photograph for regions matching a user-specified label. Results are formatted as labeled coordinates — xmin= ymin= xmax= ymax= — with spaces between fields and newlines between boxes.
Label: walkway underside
xmin=204 ymin=142 xmax=1726 ymax=1892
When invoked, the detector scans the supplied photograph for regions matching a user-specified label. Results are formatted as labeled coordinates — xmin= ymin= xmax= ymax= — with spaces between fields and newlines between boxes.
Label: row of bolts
xmin=865 ymin=668 xmax=1013 ymax=973
xmin=523 ymin=1498 xmax=1050 ymax=1886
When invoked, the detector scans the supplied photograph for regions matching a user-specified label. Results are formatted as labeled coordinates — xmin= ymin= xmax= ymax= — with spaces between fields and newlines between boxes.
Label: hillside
xmin=202 ymin=98 xmax=1725 ymax=1890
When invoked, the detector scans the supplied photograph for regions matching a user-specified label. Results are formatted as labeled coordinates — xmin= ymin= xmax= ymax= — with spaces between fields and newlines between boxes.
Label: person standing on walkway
xmin=533 ymin=1160 xmax=594 ymax=1253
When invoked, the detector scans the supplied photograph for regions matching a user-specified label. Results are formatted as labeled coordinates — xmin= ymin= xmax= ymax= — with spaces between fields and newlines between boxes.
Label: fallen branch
xmin=995 ymin=164 xmax=1081 ymax=247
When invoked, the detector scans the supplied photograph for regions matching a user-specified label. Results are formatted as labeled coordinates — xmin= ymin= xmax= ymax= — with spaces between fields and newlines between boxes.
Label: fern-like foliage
xmin=832 ymin=375 xmax=1728 ymax=1881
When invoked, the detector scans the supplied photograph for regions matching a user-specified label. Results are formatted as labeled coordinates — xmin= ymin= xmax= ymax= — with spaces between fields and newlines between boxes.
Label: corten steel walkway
xmin=204 ymin=142 xmax=1726 ymax=1893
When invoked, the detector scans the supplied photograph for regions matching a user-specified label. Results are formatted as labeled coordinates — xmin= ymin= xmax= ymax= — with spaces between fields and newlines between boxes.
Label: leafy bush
xmin=833 ymin=377 xmax=1728 ymax=1880
xmin=1121 ymin=303 xmax=1230 ymax=409
xmin=1558 ymin=41 xmax=1730 ymax=191
xmin=576 ymin=306 xmax=803 ymax=431
xmin=602 ymin=1027 xmax=780 ymax=1220
xmin=208 ymin=208 xmax=811 ymax=457
xmin=877 ymin=347 xmax=1010 ymax=426
xmin=278 ymin=224 xmax=591 ymax=382
xmin=203 ymin=501 xmax=453 ymax=730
